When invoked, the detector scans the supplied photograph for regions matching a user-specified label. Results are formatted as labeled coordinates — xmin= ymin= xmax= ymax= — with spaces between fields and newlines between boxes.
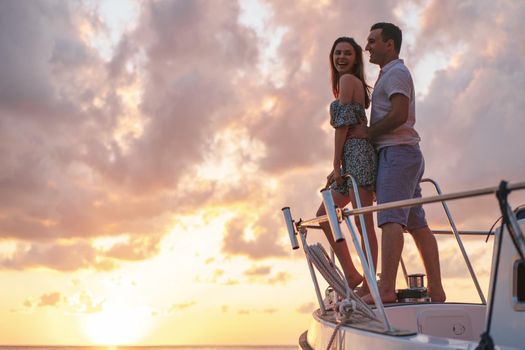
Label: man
xmin=350 ymin=22 xmax=446 ymax=303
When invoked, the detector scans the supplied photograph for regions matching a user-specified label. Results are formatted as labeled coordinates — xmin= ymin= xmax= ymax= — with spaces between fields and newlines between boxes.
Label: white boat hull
xmin=302 ymin=303 xmax=523 ymax=349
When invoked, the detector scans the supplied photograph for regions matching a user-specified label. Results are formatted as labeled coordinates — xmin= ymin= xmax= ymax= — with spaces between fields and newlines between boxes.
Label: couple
xmin=317 ymin=22 xmax=446 ymax=304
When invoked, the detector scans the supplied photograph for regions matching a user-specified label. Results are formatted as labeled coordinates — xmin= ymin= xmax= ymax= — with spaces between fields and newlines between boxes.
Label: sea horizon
xmin=0 ymin=346 xmax=296 ymax=350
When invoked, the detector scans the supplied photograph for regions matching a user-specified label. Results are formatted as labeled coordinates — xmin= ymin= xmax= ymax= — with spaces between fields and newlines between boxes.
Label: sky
xmin=0 ymin=0 xmax=525 ymax=346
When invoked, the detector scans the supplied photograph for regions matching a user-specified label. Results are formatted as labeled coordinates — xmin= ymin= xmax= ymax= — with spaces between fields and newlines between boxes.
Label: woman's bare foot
xmin=354 ymin=285 xmax=370 ymax=297
xmin=346 ymin=274 xmax=364 ymax=290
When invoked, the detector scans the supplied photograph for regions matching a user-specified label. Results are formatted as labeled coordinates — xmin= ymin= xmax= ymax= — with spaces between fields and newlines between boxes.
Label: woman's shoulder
xmin=338 ymin=73 xmax=364 ymax=103
xmin=339 ymin=73 xmax=362 ymax=87
xmin=338 ymin=74 xmax=363 ymax=97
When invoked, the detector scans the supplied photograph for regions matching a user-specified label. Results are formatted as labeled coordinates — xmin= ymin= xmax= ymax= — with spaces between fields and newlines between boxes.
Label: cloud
xmin=11 ymin=293 xmax=65 ymax=313
xmin=0 ymin=1 xmax=163 ymax=248
xmin=103 ymin=0 xmax=261 ymax=194
xmin=297 ymin=302 xmax=316 ymax=314
xmin=17 ymin=290 xmax=103 ymax=315
xmin=0 ymin=241 xmax=116 ymax=271
xmin=234 ymin=307 xmax=277 ymax=315
xmin=38 ymin=292 xmax=62 ymax=307
xmin=268 ymin=271 xmax=292 ymax=284
xmin=102 ymin=235 xmax=162 ymax=261
xmin=413 ymin=0 xmax=525 ymax=225
xmin=0 ymin=232 xmax=173 ymax=271
xmin=243 ymin=265 xmax=291 ymax=284
xmin=0 ymin=0 xmax=297 ymax=271
xmin=65 ymin=291 xmax=104 ymax=314
xmin=170 ymin=301 xmax=197 ymax=312
xmin=1 ymin=0 xmax=523 ymax=275
xmin=222 ymin=217 xmax=287 ymax=259
xmin=224 ymin=278 xmax=240 ymax=285
xmin=151 ymin=300 xmax=197 ymax=317
xmin=245 ymin=265 xmax=272 ymax=276
xmin=263 ymin=308 xmax=277 ymax=314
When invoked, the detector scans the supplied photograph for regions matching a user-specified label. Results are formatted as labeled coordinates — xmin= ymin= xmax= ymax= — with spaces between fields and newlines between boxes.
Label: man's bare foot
xmin=428 ymin=287 xmax=446 ymax=303
xmin=361 ymin=289 xmax=397 ymax=305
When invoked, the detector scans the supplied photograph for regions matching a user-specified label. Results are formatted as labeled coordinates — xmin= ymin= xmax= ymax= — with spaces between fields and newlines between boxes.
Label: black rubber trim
xmin=299 ymin=330 xmax=314 ymax=350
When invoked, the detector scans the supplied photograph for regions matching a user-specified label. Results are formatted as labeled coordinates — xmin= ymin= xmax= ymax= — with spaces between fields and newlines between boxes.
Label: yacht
xmin=282 ymin=177 xmax=525 ymax=349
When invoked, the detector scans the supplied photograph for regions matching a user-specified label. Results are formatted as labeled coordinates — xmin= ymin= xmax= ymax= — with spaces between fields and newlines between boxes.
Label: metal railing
xmin=420 ymin=178 xmax=486 ymax=303
xmin=332 ymin=175 xmax=391 ymax=332
xmin=282 ymin=179 xmax=525 ymax=334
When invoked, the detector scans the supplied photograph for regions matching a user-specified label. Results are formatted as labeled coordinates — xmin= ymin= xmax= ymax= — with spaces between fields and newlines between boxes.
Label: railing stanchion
xmin=343 ymin=216 xmax=393 ymax=332
xmin=321 ymin=189 xmax=345 ymax=242
xmin=299 ymin=229 xmax=326 ymax=314
xmin=282 ymin=207 xmax=299 ymax=250
xmin=344 ymin=174 xmax=393 ymax=332
xmin=400 ymin=257 xmax=409 ymax=287
xmin=421 ymin=178 xmax=487 ymax=304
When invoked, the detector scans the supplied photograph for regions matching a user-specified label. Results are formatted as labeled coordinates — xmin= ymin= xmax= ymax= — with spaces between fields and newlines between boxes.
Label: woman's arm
xmin=333 ymin=74 xmax=356 ymax=184
xmin=333 ymin=125 xmax=349 ymax=170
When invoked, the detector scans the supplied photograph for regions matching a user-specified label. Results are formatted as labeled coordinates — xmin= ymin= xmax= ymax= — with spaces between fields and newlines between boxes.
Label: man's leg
xmin=363 ymin=144 xmax=425 ymax=304
xmin=408 ymin=225 xmax=446 ymax=302
xmin=361 ymin=221 xmax=404 ymax=304
xmin=375 ymin=222 xmax=404 ymax=303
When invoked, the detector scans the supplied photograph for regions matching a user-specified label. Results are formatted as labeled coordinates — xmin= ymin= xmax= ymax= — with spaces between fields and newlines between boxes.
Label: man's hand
xmin=347 ymin=123 xmax=369 ymax=139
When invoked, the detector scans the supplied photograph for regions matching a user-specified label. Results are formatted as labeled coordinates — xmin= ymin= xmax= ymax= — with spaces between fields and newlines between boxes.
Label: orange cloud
xmin=245 ymin=265 xmax=272 ymax=276
xmin=38 ymin=292 xmax=62 ymax=307
xmin=102 ymin=235 xmax=161 ymax=261
xmin=222 ymin=217 xmax=286 ymax=259
xmin=0 ymin=241 xmax=116 ymax=271
xmin=268 ymin=271 xmax=292 ymax=285
xmin=297 ymin=302 xmax=316 ymax=314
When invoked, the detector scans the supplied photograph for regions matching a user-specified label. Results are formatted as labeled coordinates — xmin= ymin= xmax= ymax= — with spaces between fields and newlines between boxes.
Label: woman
xmin=316 ymin=37 xmax=378 ymax=294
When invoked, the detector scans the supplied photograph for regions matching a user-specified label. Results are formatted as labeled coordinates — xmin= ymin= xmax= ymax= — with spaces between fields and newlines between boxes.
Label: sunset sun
xmin=82 ymin=303 xmax=152 ymax=345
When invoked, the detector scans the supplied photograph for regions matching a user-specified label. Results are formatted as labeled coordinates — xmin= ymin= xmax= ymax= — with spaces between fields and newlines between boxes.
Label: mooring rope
xmin=304 ymin=243 xmax=379 ymax=322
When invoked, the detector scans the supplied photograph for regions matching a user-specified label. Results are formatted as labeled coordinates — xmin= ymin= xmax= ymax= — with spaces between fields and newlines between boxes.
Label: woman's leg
xmin=316 ymin=190 xmax=363 ymax=289
xmin=348 ymin=186 xmax=378 ymax=296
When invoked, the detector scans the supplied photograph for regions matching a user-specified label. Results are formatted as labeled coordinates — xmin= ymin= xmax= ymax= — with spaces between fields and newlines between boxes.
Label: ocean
xmin=0 ymin=347 xmax=296 ymax=350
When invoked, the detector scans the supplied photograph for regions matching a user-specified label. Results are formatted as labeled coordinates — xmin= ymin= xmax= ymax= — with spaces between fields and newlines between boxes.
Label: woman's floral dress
xmin=329 ymin=100 xmax=377 ymax=196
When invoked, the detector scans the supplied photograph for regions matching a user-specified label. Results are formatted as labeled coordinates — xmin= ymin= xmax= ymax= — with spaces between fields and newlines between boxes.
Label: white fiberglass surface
xmin=383 ymin=303 xmax=486 ymax=342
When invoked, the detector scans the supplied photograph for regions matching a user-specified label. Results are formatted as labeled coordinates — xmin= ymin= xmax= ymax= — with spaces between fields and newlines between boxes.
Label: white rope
xmin=305 ymin=243 xmax=379 ymax=322
xmin=305 ymin=243 xmax=347 ymax=296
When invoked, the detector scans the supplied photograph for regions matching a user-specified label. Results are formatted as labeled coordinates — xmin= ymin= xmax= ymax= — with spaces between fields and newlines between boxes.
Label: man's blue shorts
xmin=376 ymin=144 xmax=428 ymax=230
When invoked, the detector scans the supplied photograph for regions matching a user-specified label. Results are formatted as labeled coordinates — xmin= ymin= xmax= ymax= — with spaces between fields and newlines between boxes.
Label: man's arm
xmin=347 ymin=93 xmax=409 ymax=140
xmin=368 ymin=93 xmax=409 ymax=139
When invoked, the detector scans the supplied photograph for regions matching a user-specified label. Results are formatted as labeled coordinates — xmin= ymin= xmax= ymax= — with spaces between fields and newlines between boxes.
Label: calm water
xmin=0 ymin=347 xmax=296 ymax=350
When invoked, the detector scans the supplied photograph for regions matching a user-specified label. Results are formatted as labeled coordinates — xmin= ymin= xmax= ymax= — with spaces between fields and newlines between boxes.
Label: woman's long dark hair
xmin=329 ymin=37 xmax=371 ymax=108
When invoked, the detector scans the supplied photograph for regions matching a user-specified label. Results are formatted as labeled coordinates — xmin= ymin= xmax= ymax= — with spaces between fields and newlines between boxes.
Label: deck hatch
xmin=513 ymin=259 xmax=525 ymax=310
